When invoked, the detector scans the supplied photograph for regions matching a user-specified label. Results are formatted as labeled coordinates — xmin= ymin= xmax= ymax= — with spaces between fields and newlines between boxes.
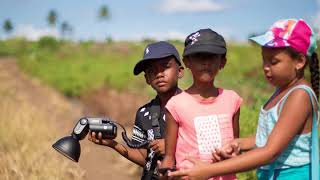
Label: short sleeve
xmin=165 ymin=97 xmax=180 ymax=124
xmin=131 ymin=108 xmax=148 ymax=144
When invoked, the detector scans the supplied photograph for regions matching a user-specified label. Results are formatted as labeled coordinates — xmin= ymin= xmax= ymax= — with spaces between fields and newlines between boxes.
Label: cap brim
xmin=133 ymin=54 xmax=181 ymax=75
xmin=250 ymin=34 xmax=291 ymax=49
xmin=249 ymin=34 xmax=272 ymax=46
xmin=183 ymin=44 xmax=226 ymax=57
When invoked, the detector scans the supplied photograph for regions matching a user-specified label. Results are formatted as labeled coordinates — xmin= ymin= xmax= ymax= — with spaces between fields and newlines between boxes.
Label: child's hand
xmin=212 ymin=140 xmax=240 ymax=162
xmin=149 ymin=139 xmax=165 ymax=156
xmin=168 ymin=156 xmax=211 ymax=180
xmin=157 ymin=159 xmax=176 ymax=180
xmin=157 ymin=156 xmax=176 ymax=177
xmin=88 ymin=131 xmax=117 ymax=148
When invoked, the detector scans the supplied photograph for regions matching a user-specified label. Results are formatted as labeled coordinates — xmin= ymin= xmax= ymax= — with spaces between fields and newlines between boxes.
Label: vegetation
xmin=98 ymin=5 xmax=110 ymax=21
xmin=60 ymin=21 xmax=73 ymax=39
xmin=47 ymin=10 xmax=58 ymax=27
xmin=3 ymin=19 xmax=13 ymax=34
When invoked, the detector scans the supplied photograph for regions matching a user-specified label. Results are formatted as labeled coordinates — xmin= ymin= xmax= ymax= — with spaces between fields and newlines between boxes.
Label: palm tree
xmin=60 ymin=21 xmax=72 ymax=39
xmin=3 ymin=19 xmax=13 ymax=34
xmin=47 ymin=10 xmax=58 ymax=27
xmin=98 ymin=5 xmax=110 ymax=21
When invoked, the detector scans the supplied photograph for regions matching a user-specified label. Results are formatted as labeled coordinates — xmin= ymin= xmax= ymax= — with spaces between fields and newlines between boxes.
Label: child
xmin=88 ymin=41 xmax=184 ymax=180
xmin=168 ymin=19 xmax=319 ymax=180
xmin=160 ymin=29 xmax=242 ymax=180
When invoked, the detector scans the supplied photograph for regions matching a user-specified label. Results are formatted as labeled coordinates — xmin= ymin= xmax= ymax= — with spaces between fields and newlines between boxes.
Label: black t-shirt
xmin=132 ymin=97 xmax=166 ymax=180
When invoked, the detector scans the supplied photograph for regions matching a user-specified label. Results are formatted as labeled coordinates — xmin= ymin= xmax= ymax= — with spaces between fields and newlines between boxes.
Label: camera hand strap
xmin=150 ymin=96 xmax=162 ymax=139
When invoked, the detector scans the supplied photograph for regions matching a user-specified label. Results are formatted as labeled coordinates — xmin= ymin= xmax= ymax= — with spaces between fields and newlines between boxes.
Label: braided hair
xmin=309 ymin=52 xmax=319 ymax=99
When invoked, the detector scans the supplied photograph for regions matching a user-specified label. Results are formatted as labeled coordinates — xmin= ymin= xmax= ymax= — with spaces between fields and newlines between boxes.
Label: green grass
xmin=16 ymin=40 xmax=148 ymax=97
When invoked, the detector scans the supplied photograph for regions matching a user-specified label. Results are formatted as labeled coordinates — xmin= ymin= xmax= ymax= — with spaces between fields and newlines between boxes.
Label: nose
xmin=263 ymin=62 xmax=270 ymax=74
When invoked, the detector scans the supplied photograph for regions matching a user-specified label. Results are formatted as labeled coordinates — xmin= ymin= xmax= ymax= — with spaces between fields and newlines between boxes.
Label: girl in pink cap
xmin=168 ymin=19 xmax=319 ymax=180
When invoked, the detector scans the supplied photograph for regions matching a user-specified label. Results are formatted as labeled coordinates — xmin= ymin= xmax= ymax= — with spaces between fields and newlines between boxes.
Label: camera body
xmin=71 ymin=117 xmax=147 ymax=149
xmin=89 ymin=118 xmax=117 ymax=139
xmin=72 ymin=117 xmax=117 ymax=140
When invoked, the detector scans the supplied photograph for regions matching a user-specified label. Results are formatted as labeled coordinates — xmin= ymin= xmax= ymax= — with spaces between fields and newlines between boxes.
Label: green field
xmin=1 ymin=37 xmax=319 ymax=180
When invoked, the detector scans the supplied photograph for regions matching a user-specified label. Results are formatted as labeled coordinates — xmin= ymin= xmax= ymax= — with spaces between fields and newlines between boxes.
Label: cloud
xmin=11 ymin=24 xmax=59 ymax=41
xmin=159 ymin=0 xmax=225 ymax=14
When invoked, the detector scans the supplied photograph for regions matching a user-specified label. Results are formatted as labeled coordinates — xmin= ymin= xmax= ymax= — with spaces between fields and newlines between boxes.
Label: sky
xmin=0 ymin=0 xmax=319 ymax=42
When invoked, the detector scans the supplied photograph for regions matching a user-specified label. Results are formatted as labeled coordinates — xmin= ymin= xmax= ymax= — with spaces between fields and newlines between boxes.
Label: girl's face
xmin=184 ymin=53 xmax=225 ymax=83
xmin=144 ymin=57 xmax=183 ymax=94
xmin=261 ymin=47 xmax=305 ymax=87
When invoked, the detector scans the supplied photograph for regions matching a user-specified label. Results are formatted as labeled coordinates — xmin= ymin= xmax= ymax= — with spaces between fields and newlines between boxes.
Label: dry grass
xmin=0 ymin=59 xmax=86 ymax=180
xmin=0 ymin=88 xmax=85 ymax=180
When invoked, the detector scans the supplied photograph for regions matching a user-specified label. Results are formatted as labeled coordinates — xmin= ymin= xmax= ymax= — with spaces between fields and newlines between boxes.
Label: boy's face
xmin=183 ymin=53 xmax=226 ymax=83
xmin=144 ymin=57 xmax=183 ymax=94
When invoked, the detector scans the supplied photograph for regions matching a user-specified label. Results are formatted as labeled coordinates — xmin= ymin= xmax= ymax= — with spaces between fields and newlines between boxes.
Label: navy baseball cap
xmin=133 ymin=41 xmax=181 ymax=75
xmin=183 ymin=29 xmax=226 ymax=57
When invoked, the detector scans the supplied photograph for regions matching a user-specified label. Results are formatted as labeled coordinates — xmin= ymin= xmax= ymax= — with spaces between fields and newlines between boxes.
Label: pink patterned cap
xmin=250 ymin=19 xmax=317 ymax=56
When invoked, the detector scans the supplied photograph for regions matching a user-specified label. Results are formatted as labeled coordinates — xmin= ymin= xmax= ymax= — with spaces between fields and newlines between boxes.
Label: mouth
xmin=156 ymin=81 xmax=167 ymax=87
xmin=265 ymin=75 xmax=272 ymax=81
xmin=199 ymin=69 xmax=213 ymax=74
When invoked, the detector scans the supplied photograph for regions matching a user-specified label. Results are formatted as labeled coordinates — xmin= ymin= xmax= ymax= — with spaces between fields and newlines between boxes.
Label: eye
xmin=161 ymin=62 xmax=171 ymax=69
xmin=270 ymin=59 xmax=278 ymax=65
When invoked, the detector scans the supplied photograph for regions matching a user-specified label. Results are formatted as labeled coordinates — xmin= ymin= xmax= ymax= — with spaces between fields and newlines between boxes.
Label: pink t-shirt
xmin=166 ymin=89 xmax=242 ymax=180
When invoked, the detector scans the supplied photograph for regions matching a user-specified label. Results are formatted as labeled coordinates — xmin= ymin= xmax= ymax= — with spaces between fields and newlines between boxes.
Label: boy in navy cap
xmin=89 ymin=41 xmax=184 ymax=180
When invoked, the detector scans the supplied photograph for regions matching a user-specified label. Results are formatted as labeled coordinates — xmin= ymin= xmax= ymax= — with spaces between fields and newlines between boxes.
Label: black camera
xmin=88 ymin=118 xmax=117 ymax=139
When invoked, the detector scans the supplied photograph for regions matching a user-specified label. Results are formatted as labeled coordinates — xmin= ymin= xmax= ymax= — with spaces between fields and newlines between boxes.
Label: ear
xmin=220 ymin=56 xmax=227 ymax=69
xmin=144 ymin=74 xmax=151 ymax=85
xmin=295 ymin=54 xmax=307 ymax=71
xmin=178 ymin=66 xmax=184 ymax=79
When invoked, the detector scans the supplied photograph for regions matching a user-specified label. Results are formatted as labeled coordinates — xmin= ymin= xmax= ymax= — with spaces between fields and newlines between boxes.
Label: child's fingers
xmin=212 ymin=150 xmax=222 ymax=162
xmin=91 ymin=132 xmax=97 ymax=142
xmin=150 ymin=143 xmax=158 ymax=149
xmin=149 ymin=139 xmax=161 ymax=148
xmin=219 ymin=147 xmax=233 ymax=159
xmin=149 ymin=141 xmax=159 ymax=150
xmin=231 ymin=144 xmax=240 ymax=155
xmin=168 ymin=170 xmax=188 ymax=178
xmin=149 ymin=140 xmax=157 ymax=146
xmin=225 ymin=146 xmax=233 ymax=153
xmin=157 ymin=160 xmax=162 ymax=168
xmin=97 ymin=132 xmax=103 ymax=144
xmin=220 ymin=151 xmax=233 ymax=159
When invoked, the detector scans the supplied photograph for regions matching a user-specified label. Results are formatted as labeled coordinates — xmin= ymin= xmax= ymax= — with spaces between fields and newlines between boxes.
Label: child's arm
xmin=169 ymin=89 xmax=314 ymax=179
xmin=88 ymin=131 xmax=147 ymax=167
xmin=160 ymin=109 xmax=178 ymax=169
xmin=232 ymin=108 xmax=240 ymax=138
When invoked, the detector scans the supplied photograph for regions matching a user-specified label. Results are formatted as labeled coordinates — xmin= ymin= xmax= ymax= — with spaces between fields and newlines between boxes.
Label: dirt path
xmin=0 ymin=58 xmax=148 ymax=180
